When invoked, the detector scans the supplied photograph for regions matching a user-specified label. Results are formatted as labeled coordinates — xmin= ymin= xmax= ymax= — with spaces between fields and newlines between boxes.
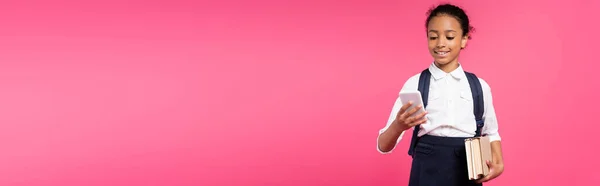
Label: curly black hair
xmin=425 ymin=3 xmax=474 ymax=39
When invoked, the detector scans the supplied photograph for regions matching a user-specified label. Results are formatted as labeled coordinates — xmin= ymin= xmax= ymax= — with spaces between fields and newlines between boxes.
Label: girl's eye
xmin=447 ymin=37 xmax=455 ymax=40
xmin=429 ymin=37 xmax=438 ymax=40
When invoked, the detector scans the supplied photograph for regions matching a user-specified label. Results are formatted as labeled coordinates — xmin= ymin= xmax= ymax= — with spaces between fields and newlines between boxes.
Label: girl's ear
xmin=461 ymin=35 xmax=469 ymax=49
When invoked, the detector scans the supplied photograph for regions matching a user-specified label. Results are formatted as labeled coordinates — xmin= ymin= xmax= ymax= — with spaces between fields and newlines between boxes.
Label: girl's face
xmin=427 ymin=15 xmax=468 ymax=66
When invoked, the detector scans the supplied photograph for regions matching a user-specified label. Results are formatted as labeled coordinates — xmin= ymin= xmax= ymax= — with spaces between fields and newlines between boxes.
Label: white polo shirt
xmin=377 ymin=63 xmax=501 ymax=154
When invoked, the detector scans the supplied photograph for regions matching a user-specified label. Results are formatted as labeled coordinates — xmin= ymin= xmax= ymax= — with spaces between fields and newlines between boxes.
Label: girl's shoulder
xmin=398 ymin=73 xmax=423 ymax=93
xmin=465 ymin=70 xmax=493 ymax=92
xmin=474 ymin=75 xmax=493 ymax=94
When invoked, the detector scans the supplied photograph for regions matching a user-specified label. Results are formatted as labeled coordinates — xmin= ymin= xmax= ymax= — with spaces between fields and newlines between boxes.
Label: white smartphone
xmin=399 ymin=91 xmax=427 ymax=117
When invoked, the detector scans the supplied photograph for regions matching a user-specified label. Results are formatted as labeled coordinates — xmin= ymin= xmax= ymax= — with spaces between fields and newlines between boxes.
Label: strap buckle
xmin=476 ymin=119 xmax=485 ymax=127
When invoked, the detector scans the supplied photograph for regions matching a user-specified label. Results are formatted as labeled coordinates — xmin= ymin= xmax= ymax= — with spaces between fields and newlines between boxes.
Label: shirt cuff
xmin=486 ymin=133 xmax=501 ymax=142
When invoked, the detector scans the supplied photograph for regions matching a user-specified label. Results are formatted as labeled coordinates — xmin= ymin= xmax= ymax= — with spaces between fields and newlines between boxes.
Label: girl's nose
xmin=436 ymin=38 xmax=446 ymax=48
xmin=436 ymin=41 xmax=446 ymax=48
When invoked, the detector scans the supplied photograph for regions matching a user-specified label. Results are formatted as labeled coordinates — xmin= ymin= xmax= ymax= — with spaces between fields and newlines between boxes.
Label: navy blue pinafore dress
xmin=407 ymin=69 xmax=486 ymax=186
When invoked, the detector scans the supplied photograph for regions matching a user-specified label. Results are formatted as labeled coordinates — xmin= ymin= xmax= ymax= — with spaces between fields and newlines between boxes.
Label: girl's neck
xmin=434 ymin=60 xmax=460 ymax=73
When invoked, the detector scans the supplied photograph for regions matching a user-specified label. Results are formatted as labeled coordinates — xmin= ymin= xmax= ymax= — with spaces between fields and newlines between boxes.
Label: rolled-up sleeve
xmin=480 ymin=79 xmax=501 ymax=142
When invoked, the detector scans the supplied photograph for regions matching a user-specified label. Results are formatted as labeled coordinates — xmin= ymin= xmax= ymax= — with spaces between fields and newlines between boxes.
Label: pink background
xmin=0 ymin=0 xmax=598 ymax=185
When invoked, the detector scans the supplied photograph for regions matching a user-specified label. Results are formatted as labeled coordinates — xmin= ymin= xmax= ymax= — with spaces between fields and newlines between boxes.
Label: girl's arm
xmin=377 ymin=97 xmax=406 ymax=154
xmin=477 ymin=79 xmax=505 ymax=183
xmin=491 ymin=141 xmax=505 ymax=167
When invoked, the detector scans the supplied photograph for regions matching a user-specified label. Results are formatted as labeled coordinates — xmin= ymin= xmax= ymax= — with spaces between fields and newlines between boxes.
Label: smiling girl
xmin=377 ymin=4 xmax=505 ymax=186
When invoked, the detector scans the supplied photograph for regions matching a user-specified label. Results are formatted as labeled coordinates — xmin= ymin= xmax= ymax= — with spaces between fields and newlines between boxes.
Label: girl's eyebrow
xmin=428 ymin=30 xmax=457 ymax=33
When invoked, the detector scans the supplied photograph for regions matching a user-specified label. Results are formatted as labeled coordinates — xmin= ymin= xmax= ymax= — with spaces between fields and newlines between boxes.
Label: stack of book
xmin=464 ymin=136 xmax=492 ymax=180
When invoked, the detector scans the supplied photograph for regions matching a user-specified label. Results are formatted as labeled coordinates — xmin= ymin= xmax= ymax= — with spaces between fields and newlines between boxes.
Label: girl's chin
xmin=434 ymin=59 xmax=452 ymax=65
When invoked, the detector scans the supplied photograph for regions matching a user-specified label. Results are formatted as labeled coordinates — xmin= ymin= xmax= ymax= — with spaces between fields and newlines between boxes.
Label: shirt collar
xmin=428 ymin=62 xmax=466 ymax=80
